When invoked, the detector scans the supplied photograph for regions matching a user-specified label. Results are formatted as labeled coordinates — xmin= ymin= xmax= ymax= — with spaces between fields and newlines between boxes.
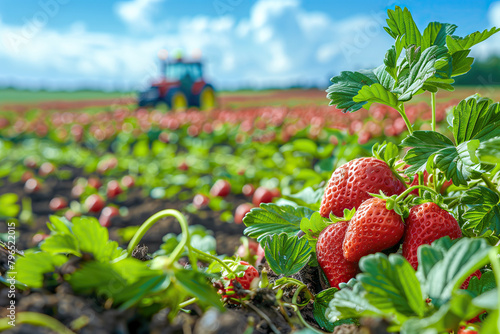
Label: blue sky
xmin=1 ymin=0 xmax=500 ymax=91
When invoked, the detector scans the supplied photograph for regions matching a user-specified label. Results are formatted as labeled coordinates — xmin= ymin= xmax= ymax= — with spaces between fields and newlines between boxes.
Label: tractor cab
xmin=138 ymin=50 xmax=216 ymax=111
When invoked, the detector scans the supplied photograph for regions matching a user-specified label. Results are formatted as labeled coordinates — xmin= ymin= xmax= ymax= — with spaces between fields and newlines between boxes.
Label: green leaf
xmin=115 ymin=275 xmax=168 ymax=310
xmin=284 ymin=186 xmax=324 ymax=206
xmin=243 ymin=203 xmax=314 ymax=242
xmin=47 ymin=215 xmax=72 ymax=234
xmin=446 ymin=27 xmax=500 ymax=54
xmin=326 ymin=70 xmax=378 ymax=112
xmin=462 ymin=186 xmax=500 ymax=235
xmin=174 ymin=269 xmax=224 ymax=311
xmin=433 ymin=139 xmax=483 ymax=186
xmin=0 ymin=193 xmax=19 ymax=218
xmin=358 ymin=253 xmax=425 ymax=324
xmin=422 ymin=77 xmax=455 ymax=93
xmin=481 ymin=310 xmax=500 ymax=333
xmin=451 ymin=95 xmax=500 ymax=144
xmin=299 ymin=212 xmax=331 ymax=250
xmin=263 ymin=232 xmax=312 ymax=276
xmin=419 ymin=238 xmax=491 ymax=308
xmin=422 ymin=22 xmax=457 ymax=49
xmin=450 ymin=49 xmax=474 ymax=77
xmin=353 ymin=83 xmax=398 ymax=109
xmin=372 ymin=141 xmax=400 ymax=167
xmin=472 ymin=288 xmax=498 ymax=310
xmin=478 ymin=137 xmax=500 ymax=164
xmin=13 ymin=252 xmax=67 ymax=288
xmin=69 ymin=261 xmax=126 ymax=296
xmin=71 ymin=216 xmax=125 ymax=262
xmin=384 ymin=6 xmax=422 ymax=48
xmin=396 ymin=46 xmax=445 ymax=101
xmin=313 ymin=287 xmax=340 ymax=332
xmin=401 ymin=290 xmax=482 ymax=334
xmin=467 ymin=271 xmax=496 ymax=297
xmin=326 ymin=279 xmax=381 ymax=322
xmin=41 ymin=234 xmax=81 ymax=257
xmin=401 ymin=131 xmax=484 ymax=185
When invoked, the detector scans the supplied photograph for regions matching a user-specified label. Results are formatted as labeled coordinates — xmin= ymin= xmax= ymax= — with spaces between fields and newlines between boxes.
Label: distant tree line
xmin=455 ymin=55 xmax=500 ymax=86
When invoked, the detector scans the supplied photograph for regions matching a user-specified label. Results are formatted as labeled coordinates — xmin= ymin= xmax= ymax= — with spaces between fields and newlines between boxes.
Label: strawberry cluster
xmin=316 ymin=157 xmax=467 ymax=289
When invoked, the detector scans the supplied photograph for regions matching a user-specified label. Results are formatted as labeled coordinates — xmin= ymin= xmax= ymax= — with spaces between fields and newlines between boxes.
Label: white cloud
xmin=469 ymin=2 xmax=500 ymax=59
xmin=115 ymin=0 xmax=164 ymax=31
xmin=0 ymin=0 xmax=394 ymax=90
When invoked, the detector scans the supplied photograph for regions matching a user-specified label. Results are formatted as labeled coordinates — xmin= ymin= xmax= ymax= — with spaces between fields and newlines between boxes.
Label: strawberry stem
xmin=482 ymin=175 xmax=500 ymax=196
xmin=179 ymin=297 xmax=198 ymax=308
xmin=395 ymin=185 xmax=438 ymax=202
xmin=418 ymin=172 xmax=424 ymax=197
xmin=127 ymin=209 xmax=198 ymax=271
xmin=431 ymin=92 xmax=437 ymax=132
xmin=0 ymin=312 xmax=74 ymax=334
xmin=283 ymin=303 xmax=328 ymax=334
xmin=397 ymin=103 xmax=413 ymax=134
xmin=191 ymin=247 xmax=235 ymax=275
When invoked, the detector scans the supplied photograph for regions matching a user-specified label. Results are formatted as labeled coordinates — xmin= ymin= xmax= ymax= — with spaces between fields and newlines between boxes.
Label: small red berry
xmin=234 ymin=203 xmax=253 ymax=224
xmin=252 ymin=187 xmax=273 ymax=206
xmin=49 ymin=197 xmax=68 ymax=211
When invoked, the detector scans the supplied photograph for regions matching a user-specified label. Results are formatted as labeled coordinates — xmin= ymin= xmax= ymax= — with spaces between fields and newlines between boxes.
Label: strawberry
xmin=317 ymin=221 xmax=359 ymax=289
xmin=234 ymin=203 xmax=253 ymax=224
xmin=236 ymin=240 xmax=265 ymax=265
xmin=343 ymin=197 xmax=404 ymax=262
xmin=210 ymin=179 xmax=231 ymax=197
xmin=219 ymin=261 xmax=259 ymax=302
xmin=402 ymin=202 xmax=461 ymax=270
xmin=457 ymin=326 xmax=478 ymax=334
xmin=252 ymin=187 xmax=273 ymax=206
xmin=320 ymin=157 xmax=406 ymax=218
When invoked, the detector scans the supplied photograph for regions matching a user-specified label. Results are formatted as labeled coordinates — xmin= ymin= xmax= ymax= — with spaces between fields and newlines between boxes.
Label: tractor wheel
xmin=171 ymin=91 xmax=188 ymax=111
xmin=199 ymin=86 xmax=216 ymax=111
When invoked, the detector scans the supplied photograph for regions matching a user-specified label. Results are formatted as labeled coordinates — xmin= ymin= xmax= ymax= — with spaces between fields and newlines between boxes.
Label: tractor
xmin=138 ymin=50 xmax=216 ymax=111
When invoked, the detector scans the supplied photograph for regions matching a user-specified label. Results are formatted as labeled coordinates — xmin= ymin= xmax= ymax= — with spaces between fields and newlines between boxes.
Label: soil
xmin=0 ymin=166 xmax=246 ymax=256
xmin=0 ymin=167 xmax=391 ymax=333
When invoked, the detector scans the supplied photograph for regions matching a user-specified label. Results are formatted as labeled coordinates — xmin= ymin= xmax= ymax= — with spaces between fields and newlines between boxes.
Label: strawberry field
xmin=1 ymin=6 xmax=500 ymax=334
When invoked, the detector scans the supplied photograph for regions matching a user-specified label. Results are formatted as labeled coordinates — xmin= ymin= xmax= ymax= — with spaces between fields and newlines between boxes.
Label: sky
xmin=0 ymin=0 xmax=500 ymax=91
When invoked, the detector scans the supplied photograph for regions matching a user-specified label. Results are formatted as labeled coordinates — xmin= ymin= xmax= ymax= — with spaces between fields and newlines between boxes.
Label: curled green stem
xmin=126 ymin=209 xmax=197 ymax=271
xmin=397 ymin=103 xmax=413 ymax=134
xmin=0 ymin=312 xmax=74 ymax=333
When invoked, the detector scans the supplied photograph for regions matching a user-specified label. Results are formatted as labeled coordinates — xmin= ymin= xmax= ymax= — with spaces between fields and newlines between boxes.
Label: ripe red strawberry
xmin=317 ymin=221 xmax=359 ymax=289
xmin=402 ymin=202 xmax=461 ymax=270
xmin=220 ymin=261 xmax=259 ymax=302
xmin=457 ymin=326 xmax=478 ymax=334
xmin=343 ymin=197 xmax=404 ymax=262
xmin=320 ymin=158 xmax=406 ymax=218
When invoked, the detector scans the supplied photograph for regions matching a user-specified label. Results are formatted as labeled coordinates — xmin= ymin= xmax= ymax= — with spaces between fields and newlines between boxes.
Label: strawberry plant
xmin=242 ymin=6 xmax=500 ymax=333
